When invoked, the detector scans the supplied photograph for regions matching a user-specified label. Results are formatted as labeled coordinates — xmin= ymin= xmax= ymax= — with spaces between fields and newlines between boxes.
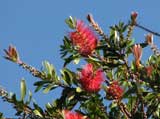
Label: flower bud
xmin=131 ymin=12 xmax=138 ymax=25
xmin=4 ymin=45 xmax=21 ymax=64
xmin=132 ymin=44 xmax=142 ymax=68
xmin=145 ymin=33 xmax=153 ymax=45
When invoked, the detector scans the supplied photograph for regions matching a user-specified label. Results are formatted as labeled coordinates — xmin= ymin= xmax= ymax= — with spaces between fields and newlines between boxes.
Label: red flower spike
xmin=4 ymin=45 xmax=22 ymax=64
xmin=79 ymin=63 xmax=104 ymax=92
xmin=107 ymin=81 xmax=123 ymax=100
xmin=69 ymin=20 xmax=97 ymax=56
xmin=132 ymin=44 xmax=142 ymax=68
xmin=62 ymin=110 xmax=88 ymax=119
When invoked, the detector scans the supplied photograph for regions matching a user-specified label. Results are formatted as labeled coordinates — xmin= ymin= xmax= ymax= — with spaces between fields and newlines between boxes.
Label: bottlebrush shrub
xmin=1 ymin=12 xmax=160 ymax=119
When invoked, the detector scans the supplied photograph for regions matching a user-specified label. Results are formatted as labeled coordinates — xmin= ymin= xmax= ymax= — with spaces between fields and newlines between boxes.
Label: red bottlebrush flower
xmin=145 ymin=33 xmax=153 ymax=45
xmin=79 ymin=63 xmax=104 ymax=92
xmin=132 ymin=44 xmax=142 ymax=68
xmin=107 ymin=81 xmax=123 ymax=100
xmin=62 ymin=110 xmax=88 ymax=119
xmin=69 ymin=20 xmax=98 ymax=56
xmin=4 ymin=45 xmax=21 ymax=64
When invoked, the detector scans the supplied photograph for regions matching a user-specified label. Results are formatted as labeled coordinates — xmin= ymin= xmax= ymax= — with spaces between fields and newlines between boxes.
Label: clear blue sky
xmin=0 ymin=0 xmax=160 ymax=117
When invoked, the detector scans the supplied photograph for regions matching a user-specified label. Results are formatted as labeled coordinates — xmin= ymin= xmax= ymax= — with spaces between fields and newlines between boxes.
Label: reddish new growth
xmin=145 ymin=33 xmax=153 ymax=45
xmin=107 ymin=81 xmax=123 ymax=100
xmin=70 ymin=20 xmax=98 ymax=56
xmin=79 ymin=63 xmax=104 ymax=92
xmin=62 ymin=110 xmax=87 ymax=119
xmin=145 ymin=66 xmax=153 ymax=77
xmin=132 ymin=44 xmax=142 ymax=68
xmin=4 ymin=45 xmax=21 ymax=64
xmin=131 ymin=11 xmax=138 ymax=25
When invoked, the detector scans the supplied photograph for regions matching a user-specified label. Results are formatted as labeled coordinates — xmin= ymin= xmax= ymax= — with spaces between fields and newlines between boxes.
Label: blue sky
xmin=0 ymin=0 xmax=160 ymax=117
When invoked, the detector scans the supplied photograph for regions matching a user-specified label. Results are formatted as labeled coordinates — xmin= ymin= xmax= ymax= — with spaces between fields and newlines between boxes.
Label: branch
xmin=139 ymin=95 xmax=147 ymax=119
xmin=131 ymin=98 xmax=139 ymax=115
xmin=0 ymin=87 xmax=33 ymax=118
xmin=19 ymin=62 xmax=47 ymax=80
xmin=119 ymin=102 xmax=131 ymax=119
xmin=135 ymin=23 xmax=160 ymax=37
xmin=87 ymin=14 xmax=109 ymax=42
xmin=142 ymin=103 xmax=147 ymax=119
xmin=126 ymin=23 xmax=135 ymax=41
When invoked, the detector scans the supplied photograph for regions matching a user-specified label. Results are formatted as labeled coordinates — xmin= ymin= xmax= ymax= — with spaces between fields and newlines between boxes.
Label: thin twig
xmin=142 ymin=103 xmax=147 ymax=119
xmin=87 ymin=14 xmax=109 ymax=42
xmin=0 ymin=87 xmax=32 ymax=117
xmin=19 ymin=62 xmax=47 ymax=80
xmin=132 ymin=98 xmax=139 ymax=115
xmin=0 ymin=87 xmax=52 ymax=119
xmin=119 ymin=102 xmax=131 ymax=119
xmin=126 ymin=21 xmax=135 ymax=41
xmin=135 ymin=23 xmax=160 ymax=37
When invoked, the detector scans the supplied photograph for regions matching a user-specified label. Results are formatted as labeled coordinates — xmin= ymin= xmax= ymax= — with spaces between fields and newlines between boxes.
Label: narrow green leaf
xmin=63 ymin=54 xmax=79 ymax=67
xmin=65 ymin=16 xmax=76 ymax=29
xmin=43 ymin=84 xmax=58 ymax=94
xmin=73 ymin=58 xmax=80 ymax=64
xmin=20 ymin=78 xmax=26 ymax=101
xmin=33 ymin=109 xmax=43 ymax=118
xmin=34 ymin=80 xmax=52 ymax=86
xmin=61 ymin=68 xmax=75 ymax=86
xmin=46 ymin=103 xmax=52 ymax=109
xmin=33 ymin=103 xmax=44 ymax=116
xmin=34 ymin=85 xmax=43 ymax=93
xmin=26 ymin=90 xmax=32 ymax=104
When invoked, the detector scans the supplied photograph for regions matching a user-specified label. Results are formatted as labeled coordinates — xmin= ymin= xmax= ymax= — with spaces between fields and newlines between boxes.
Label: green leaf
xmin=65 ymin=16 xmax=76 ymax=29
xmin=60 ymin=36 xmax=73 ymax=58
xmin=61 ymin=68 xmax=74 ymax=86
xmin=33 ymin=109 xmax=43 ymax=118
xmin=73 ymin=57 xmax=80 ymax=64
xmin=131 ymin=61 xmax=136 ymax=71
xmin=34 ymin=85 xmax=43 ymax=93
xmin=127 ymin=39 xmax=135 ymax=47
xmin=46 ymin=103 xmax=52 ymax=109
xmin=63 ymin=54 xmax=80 ymax=67
xmin=88 ymin=56 xmax=101 ymax=62
xmin=109 ymin=102 xmax=118 ymax=108
xmin=33 ymin=103 xmax=44 ymax=117
xmin=34 ymin=80 xmax=52 ymax=92
xmin=20 ymin=78 xmax=26 ymax=101
xmin=144 ymin=93 xmax=155 ymax=101
xmin=26 ymin=90 xmax=32 ymax=105
xmin=43 ymin=84 xmax=58 ymax=94
xmin=123 ymin=86 xmax=136 ymax=98
xmin=42 ymin=61 xmax=57 ymax=80
xmin=34 ymin=80 xmax=52 ymax=86
xmin=0 ymin=112 xmax=3 ymax=119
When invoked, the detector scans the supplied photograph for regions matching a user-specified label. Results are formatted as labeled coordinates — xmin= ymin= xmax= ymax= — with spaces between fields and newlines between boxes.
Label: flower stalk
xmin=87 ymin=14 xmax=109 ymax=42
